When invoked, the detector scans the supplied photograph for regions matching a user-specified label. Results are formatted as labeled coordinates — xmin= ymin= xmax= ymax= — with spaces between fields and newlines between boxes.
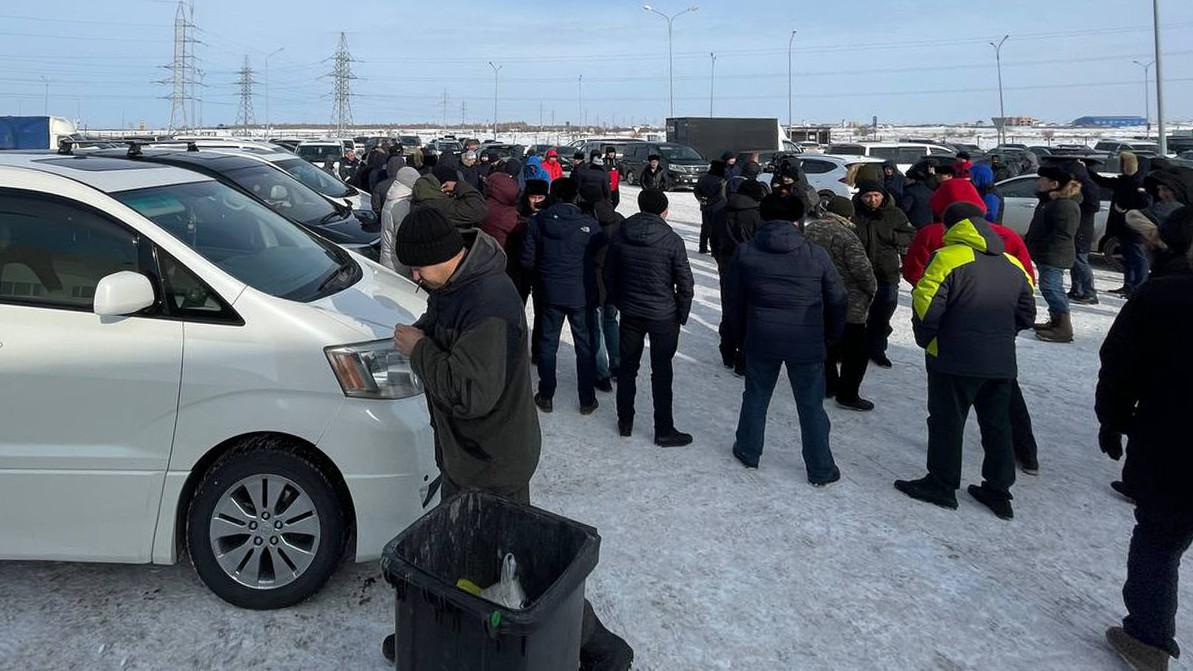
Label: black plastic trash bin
xmin=381 ymin=490 xmax=601 ymax=670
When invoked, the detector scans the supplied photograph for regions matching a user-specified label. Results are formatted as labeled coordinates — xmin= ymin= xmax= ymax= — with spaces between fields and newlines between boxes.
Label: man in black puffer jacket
xmin=695 ymin=159 xmax=728 ymax=254
xmin=604 ymin=190 xmax=695 ymax=447
xmin=522 ymin=178 xmax=602 ymax=415
xmin=710 ymin=179 xmax=764 ymax=371
xmin=572 ymin=149 xmax=612 ymax=204
xmin=724 ymin=194 xmax=847 ymax=484
xmin=852 ymin=181 xmax=916 ymax=368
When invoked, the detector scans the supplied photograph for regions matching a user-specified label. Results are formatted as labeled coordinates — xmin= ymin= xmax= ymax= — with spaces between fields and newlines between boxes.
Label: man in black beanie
xmin=725 ymin=194 xmax=846 ymax=482
xmin=695 ymin=159 xmax=728 ymax=254
xmin=522 ymin=177 xmax=602 ymax=415
xmin=604 ymin=189 xmax=695 ymax=446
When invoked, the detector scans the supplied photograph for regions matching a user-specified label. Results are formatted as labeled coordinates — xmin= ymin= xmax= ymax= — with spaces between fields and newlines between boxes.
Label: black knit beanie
xmin=396 ymin=207 xmax=465 ymax=268
xmin=432 ymin=164 xmax=458 ymax=184
xmin=760 ymin=193 xmax=805 ymax=222
xmin=943 ymin=202 xmax=985 ymax=229
xmin=826 ymin=195 xmax=854 ymax=218
xmin=638 ymin=189 xmax=669 ymax=215
xmin=525 ymin=179 xmax=550 ymax=197
xmin=550 ymin=177 xmax=579 ymax=203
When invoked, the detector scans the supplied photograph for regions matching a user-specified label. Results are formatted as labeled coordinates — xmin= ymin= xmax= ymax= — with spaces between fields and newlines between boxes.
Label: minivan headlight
xmin=325 ymin=340 xmax=424 ymax=399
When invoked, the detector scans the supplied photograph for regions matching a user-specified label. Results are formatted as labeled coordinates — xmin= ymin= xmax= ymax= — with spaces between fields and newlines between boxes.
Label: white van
xmin=0 ymin=151 xmax=438 ymax=609
xmin=824 ymin=142 xmax=955 ymax=172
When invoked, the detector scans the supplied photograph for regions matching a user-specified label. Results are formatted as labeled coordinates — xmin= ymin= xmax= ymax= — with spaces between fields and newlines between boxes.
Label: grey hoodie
xmin=381 ymin=167 xmax=421 ymax=275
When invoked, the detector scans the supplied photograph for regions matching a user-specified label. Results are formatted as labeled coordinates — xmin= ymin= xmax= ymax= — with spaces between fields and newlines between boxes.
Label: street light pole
xmin=488 ymin=61 xmax=502 ymax=142
xmin=643 ymin=4 xmax=699 ymax=120
xmin=787 ymin=30 xmax=797 ymax=132
xmin=709 ymin=52 xmax=716 ymax=117
xmin=41 ymin=76 xmax=49 ymax=115
xmin=990 ymin=34 xmax=1009 ymax=145
xmin=1152 ymin=0 xmax=1167 ymax=155
xmin=264 ymin=47 xmax=284 ymax=136
xmin=1133 ymin=59 xmax=1154 ymax=138
xmin=578 ymin=74 xmax=584 ymax=129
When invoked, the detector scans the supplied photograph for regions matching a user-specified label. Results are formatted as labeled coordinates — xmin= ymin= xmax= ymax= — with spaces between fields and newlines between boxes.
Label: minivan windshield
xmin=221 ymin=164 xmax=341 ymax=226
xmin=276 ymin=157 xmax=356 ymax=199
xmin=296 ymin=144 xmax=343 ymax=163
xmin=115 ymin=181 xmax=357 ymax=302
xmin=658 ymin=144 xmax=704 ymax=161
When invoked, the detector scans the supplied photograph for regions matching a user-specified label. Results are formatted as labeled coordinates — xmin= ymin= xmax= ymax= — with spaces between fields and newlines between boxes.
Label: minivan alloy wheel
xmin=209 ymin=474 xmax=322 ymax=590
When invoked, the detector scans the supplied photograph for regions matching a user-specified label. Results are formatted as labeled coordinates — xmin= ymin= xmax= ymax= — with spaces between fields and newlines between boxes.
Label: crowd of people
xmin=318 ymin=136 xmax=1193 ymax=671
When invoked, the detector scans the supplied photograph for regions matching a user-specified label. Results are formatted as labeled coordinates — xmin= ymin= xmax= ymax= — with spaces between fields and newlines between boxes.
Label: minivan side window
xmin=0 ymin=191 xmax=140 ymax=311
xmin=155 ymin=249 xmax=241 ymax=324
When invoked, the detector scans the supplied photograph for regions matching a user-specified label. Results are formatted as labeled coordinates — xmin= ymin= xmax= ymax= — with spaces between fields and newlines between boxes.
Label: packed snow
xmin=0 ymin=185 xmax=1187 ymax=670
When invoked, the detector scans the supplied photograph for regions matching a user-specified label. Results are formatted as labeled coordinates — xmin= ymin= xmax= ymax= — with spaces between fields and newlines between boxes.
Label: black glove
xmin=1099 ymin=429 xmax=1124 ymax=461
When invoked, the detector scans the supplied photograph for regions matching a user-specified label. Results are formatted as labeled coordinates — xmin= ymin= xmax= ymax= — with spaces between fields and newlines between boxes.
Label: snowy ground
xmin=1 ymin=185 xmax=1188 ymax=670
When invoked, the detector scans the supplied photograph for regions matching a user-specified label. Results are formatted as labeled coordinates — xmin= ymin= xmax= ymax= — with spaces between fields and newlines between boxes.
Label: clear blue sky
xmin=1 ymin=0 xmax=1190 ymax=129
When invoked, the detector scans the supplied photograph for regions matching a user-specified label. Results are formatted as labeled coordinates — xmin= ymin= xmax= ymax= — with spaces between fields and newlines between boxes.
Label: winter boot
xmin=580 ymin=399 xmax=600 ymax=416
xmin=1106 ymin=626 xmax=1170 ymax=671
xmin=968 ymin=484 xmax=1014 ymax=520
xmin=382 ymin=633 xmax=395 ymax=663
xmin=894 ymin=477 xmax=958 ymax=510
xmin=534 ymin=393 xmax=553 ymax=413
xmin=1111 ymin=480 xmax=1136 ymax=503
xmin=810 ymin=466 xmax=842 ymax=488
xmin=618 ymin=419 xmax=633 ymax=438
xmin=1036 ymin=311 xmax=1073 ymax=343
xmin=655 ymin=429 xmax=693 ymax=448
xmin=836 ymin=397 xmax=875 ymax=412
xmin=1033 ymin=310 xmax=1057 ymax=331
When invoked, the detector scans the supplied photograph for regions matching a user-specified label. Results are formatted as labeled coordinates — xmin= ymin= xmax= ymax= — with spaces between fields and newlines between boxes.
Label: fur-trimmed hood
xmin=1047 ymin=180 xmax=1084 ymax=203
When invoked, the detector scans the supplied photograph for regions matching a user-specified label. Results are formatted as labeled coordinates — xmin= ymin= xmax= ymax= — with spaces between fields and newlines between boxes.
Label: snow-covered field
xmin=1 ymin=185 xmax=1187 ymax=670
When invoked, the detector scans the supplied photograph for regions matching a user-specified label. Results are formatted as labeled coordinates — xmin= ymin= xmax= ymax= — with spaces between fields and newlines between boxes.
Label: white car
xmin=0 ymin=151 xmax=438 ymax=609
xmin=796 ymin=154 xmax=885 ymax=197
xmin=205 ymin=148 xmax=369 ymax=211
xmin=295 ymin=140 xmax=345 ymax=173
xmin=993 ymin=174 xmax=1113 ymax=253
xmin=824 ymin=142 xmax=955 ymax=173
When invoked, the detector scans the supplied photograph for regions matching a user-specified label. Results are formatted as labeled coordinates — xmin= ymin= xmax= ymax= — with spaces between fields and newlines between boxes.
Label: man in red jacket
xmin=543 ymin=149 xmax=565 ymax=182
xmin=904 ymin=179 xmax=1035 ymax=286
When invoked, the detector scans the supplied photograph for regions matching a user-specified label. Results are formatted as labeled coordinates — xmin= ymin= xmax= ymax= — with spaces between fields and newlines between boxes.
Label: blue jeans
xmin=593 ymin=305 xmax=620 ymax=380
xmin=1122 ymin=239 xmax=1150 ymax=290
xmin=537 ymin=305 xmax=596 ymax=405
xmin=734 ymin=354 xmax=836 ymax=481
xmin=1037 ymin=264 xmax=1069 ymax=315
xmin=1069 ymin=251 xmax=1095 ymax=297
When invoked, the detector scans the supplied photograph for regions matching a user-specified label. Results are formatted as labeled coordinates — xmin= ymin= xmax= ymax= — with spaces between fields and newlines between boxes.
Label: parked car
xmin=269 ymin=138 xmax=302 ymax=151
xmin=619 ymin=141 xmax=708 ymax=191
xmin=993 ymin=174 xmax=1114 ymax=260
xmin=431 ymin=140 xmax=463 ymax=158
xmin=250 ymin=151 xmax=369 ymax=211
xmin=1027 ymin=146 xmax=1054 ymax=157
xmin=295 ymin=140 xmax=346 ymax=171
xmin=824 ymin=142 xmax=954 ymax=172
xmin=97 ymin=148 xmax=380 ymax=260
xmin=952 ymin=143 xmax=984 ymax=156
xmin=1093 ymin=140 xmax=1160 ymax=156
xmin=797 ymin=154 xmax=885 ymax=197
xmin=397 ymin=135 xmax=422 ymax=155
xmin=0 ymin=150 xmax=437 ymax=609
xmin=477 ymin=143 xmax=526 ymax=162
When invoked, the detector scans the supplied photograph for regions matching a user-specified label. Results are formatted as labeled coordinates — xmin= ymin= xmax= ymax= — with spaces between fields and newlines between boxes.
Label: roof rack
xmin=124 ymin=139 xmax=199 ymax=158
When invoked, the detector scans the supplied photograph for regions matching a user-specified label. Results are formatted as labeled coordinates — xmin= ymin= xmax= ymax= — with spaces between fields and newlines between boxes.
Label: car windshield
xmin=276 ymin=157 xmax=355 ymax=199
xmin=658 ymin=145 xmax=703 ymax=161
xmin=222 ymin=164 xmax=340 ymax=226
xmin=825 ymin=144 xmax=865 ymax=155
xmin=296 ymin=145 xmax=342 ymax=163
xmin=115 ymin=181 xmax=355 ymax=302
xmin=399 ymin=136 xmax=420 ymax=145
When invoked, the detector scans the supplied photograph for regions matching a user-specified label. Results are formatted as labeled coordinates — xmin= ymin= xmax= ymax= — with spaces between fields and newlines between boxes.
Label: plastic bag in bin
xmin=480 ymin=553 xmax=527 ymax=609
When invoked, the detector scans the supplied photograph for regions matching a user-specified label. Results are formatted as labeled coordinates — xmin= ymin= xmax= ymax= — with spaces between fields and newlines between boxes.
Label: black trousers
xmin=826 ymin=323 xmax=869 ymax=402
xmin=925 ymin=371 xmax=1016 ymax=497
xmin=699 ymin=204 xmax=722 ymax=253
xmin=617 ymin=314 xmax=680 ymax=433
xmin=1123 ymin=502 xmax=1193 ymax=658
xmin=1010 ymin=381 xmax=1038 ymax=468
xmin=866 ymin=281 xmax=900 ymax=358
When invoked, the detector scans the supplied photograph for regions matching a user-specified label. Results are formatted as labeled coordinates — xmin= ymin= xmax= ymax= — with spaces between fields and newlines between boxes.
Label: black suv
xmin=97 ymin=148 xmax=380 ymax=260
xmin=620 ymin=142 xmax=708 ymax=191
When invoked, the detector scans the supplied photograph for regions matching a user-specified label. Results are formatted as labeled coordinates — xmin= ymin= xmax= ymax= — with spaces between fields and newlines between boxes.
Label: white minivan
xmin=0 ymin=151 xmax=438 ymax=609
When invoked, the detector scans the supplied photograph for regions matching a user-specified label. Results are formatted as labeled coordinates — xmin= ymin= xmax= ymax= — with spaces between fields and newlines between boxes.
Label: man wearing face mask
xmin=389 ymin=208 xmax=633 ymax=670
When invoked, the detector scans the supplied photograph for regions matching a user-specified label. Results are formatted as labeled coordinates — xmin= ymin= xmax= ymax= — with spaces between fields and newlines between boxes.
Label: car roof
xmin=803 ymin=154 xmax=883 ymax=164
xmin=296 ymin=140 xmax=342 ymax=146
xmin=0 ymin=150 xmax=212 ymax=192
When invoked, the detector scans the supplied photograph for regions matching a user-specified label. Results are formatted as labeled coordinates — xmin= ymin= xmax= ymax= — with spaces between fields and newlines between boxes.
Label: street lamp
xmin=1132 ymin=59 xmax=1154 ymax=138
xmin=787 ymin=30 xmax=797 ymax=132
xmin=263 ymin=47 xmax=284 ymax=136
xmin=989 ymin=34 xmax=1009 ymax=145
xmin=578 ymin=74 xmax=584 ymax=129
xmin=488 ymin=61 xmax=502 ymax=142
xmin=708 ymin=52 xmax=716 ymax=117
xmin=643 ymin=4 xmax=699 ymax=119
xmin=40 ymin=76 xmax=49 ymax=115
xmin=1152 ymin=0 xmax=1167 ymax=155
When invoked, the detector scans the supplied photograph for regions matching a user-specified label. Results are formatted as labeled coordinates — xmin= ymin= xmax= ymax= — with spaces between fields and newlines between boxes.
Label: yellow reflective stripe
xmin=941 ymin=218 xmax=987 ymax=253
xmin=927 ymin=338 xmax=939 ymax=356
xmin=912 ymin=246 xmax=976 ymax=320
xmin=1002 ymin=252 xmax=1035 ymax=289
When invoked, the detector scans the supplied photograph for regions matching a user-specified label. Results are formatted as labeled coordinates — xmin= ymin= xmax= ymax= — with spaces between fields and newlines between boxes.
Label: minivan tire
xmin=186 ymin=442 xmax=345 ymax=610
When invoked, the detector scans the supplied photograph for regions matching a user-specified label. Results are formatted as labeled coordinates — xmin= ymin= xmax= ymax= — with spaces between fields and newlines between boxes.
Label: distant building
xmin=992 ymin=116 xmax=1039 ymax=128
xmin=1072 ymin=116 xmax=1147 ymax=128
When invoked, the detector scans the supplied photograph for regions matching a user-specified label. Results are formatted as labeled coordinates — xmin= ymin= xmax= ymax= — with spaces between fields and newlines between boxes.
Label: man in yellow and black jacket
xmin=894 ymin=203 xmax=1037 ymax=521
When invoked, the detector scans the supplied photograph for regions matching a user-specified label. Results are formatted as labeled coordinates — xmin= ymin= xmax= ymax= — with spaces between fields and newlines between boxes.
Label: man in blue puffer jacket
xmin=522 ymin=178 xmax=602 ymax=415
xmin=724 ymin=193 xmax=848 ymax=485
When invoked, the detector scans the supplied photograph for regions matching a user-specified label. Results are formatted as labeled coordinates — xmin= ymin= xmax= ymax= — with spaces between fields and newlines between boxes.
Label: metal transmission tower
xmin=328 ymin=33 xmax=357 ymax=135
xmin=162 ymin=0 xmax=199 ymax=131
xmin=235 ymin=56 xmax=256 ymax=136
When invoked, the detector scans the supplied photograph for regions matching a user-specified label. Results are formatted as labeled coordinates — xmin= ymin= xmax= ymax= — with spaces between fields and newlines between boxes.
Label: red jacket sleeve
xmin=994 ymin=225 xmax=1036 ymax=284
xmin=902 ymin=224 xmax=944 ymax=286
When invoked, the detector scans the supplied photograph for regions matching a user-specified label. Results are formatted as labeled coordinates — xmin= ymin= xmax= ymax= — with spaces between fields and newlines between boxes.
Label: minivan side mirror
xmin=94 ymin=271 xmax=156 ymax=317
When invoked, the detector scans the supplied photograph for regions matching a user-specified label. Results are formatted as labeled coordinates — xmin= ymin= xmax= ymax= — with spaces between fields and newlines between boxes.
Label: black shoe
xmin=382 ymin=633 xmax=395 ymax=663
xmin=732 ymin=445 xmax=758 ymax=469
xmin=534 ymin=393 xmax=553 ymax=413
xmin=1017 ymin=457 xmax=1040 ymax=476
xmin=835 ymin=397 xmax=875 ymax=412
xmin=870 ymin=354 xmax=893 ymax=369
xmin=618 ymin=420 xmax=633 ymax=437
xmin=1106 ymin=626 xmax=1171 ymax=671
xmin=595 ymin=377 xmax=613 ymax=393
xmin=579 ymin=625 xmax=634 ymax=671
xmin=1071 ymin=294 xmax=1100 ymax=305
xmin=968 ymin=484 xmax=1014 ymax=520
xmin=1111 ymin=480 xmax=1136 ymax=503
xmin=1108 ymin=286 xmax=1131 ymax=296
xmin=655 ymin=429 xmax=693 ymax=447
xmin=894 ymin=477 xmax=958 ymax=509
xmin=580 ymin=399 xmax=599 ymax=415
xmin=810 ymin=466 xmax=842 ymax=488
xmin=1067 ymin=288 xmax=1080 ymax=299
